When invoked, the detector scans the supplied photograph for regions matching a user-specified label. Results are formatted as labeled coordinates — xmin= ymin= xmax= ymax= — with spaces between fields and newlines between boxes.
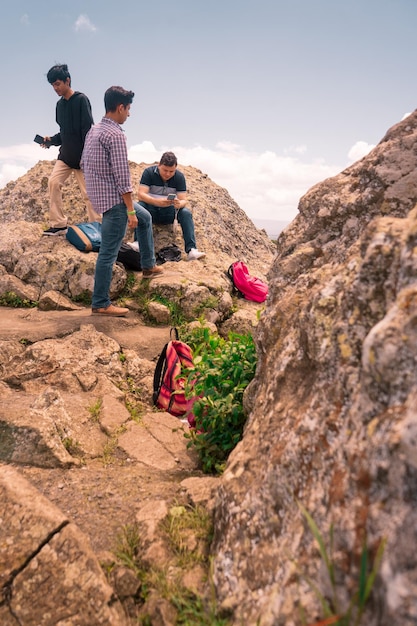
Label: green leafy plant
xmin=297 ymin=502 xmax=386 ymax=626
xmin=0 ymin=291 xmax=38 ymax=308
xmin=182 ymin=327 xmax=257 ymax=474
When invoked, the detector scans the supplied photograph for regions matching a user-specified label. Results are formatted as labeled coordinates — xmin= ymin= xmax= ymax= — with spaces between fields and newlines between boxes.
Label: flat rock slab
xmin=118 ymin=411 xmax=198 ymax=471
xmin=0 ymin=307 xmax=170 ymax=361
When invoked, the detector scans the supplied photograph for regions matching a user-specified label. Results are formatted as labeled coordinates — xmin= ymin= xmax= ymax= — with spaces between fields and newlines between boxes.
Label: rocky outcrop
xmin=5 ymin=111 xmax=417 ymax=625
xmin=0 ymin=158 xmax=275 ymax=624
xmin=0 ymin=323 xmax=196 ymax=469
xmin=212 ymin=111 xmax=417 ymax=624
xmin=0 ymin=160 xmax=275 ymax=334
xmin=0 ymin=318 xmax=218 ymax=624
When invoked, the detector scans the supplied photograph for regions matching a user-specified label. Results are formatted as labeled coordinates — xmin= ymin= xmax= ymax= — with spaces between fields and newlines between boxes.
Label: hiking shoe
xmin=142 ymin=266 xmax=164 ymax=278
xmin=42 ymin=227 xmax=68 ymax=236
xmin=187 ymin=248 xmax=206 ymax=261
xmin=91 ymin=304 xmax=129 ymax=317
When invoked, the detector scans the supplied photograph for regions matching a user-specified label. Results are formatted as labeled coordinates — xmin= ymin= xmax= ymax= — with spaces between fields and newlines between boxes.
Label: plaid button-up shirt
xmin=81 ymin=116 xmax=133 ymax=214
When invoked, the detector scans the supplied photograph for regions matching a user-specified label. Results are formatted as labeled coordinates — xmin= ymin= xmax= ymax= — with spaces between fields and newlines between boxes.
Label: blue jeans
xmin=134 ymin=201 xmax=156 ymax=269
xmin=92 ymin=202 xmax=155 ymax=309
xmin=139 ymin=202 xmax=196 ymax=252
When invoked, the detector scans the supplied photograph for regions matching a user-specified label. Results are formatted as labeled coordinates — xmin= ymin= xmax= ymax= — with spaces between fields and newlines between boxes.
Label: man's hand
xmin=122 ymin=192 xmax=138 ymax=229
xmin=159 ymin=197 xmax=174 ymax=207
xmin=127 ymin=213 xmax=138 ymax=229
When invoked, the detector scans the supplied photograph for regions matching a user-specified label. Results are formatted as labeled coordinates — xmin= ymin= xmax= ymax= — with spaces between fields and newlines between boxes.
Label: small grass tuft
xmin=111 ymin=502 xmax=231 ymax=625
xmin=161 ymin=502 xmax=213 ymax=567
xmin=101 ymin=424 xmax=127 ymax=465
xmin=88 ymin=397 xmax=103 ymax=423
xmin=297 ymin=501 xmax=386 ymax=626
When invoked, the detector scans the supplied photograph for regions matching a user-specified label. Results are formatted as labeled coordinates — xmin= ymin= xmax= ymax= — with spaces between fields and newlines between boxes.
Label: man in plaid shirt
xmin=81 ymin=86 xmax=162 ymax=317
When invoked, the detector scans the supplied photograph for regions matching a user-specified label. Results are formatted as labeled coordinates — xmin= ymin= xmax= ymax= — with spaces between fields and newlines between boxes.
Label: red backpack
xmin=153 ymin=328 xmax=196 ymax=417
xmin=227 ymin=261 xmax=268 ymax=303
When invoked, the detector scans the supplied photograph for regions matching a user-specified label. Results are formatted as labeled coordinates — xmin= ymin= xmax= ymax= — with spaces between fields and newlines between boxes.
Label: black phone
xmin=167 ymin=193 xmax=176 ymax=201
xmin=34 ymin=134 xmax=51 ymax=147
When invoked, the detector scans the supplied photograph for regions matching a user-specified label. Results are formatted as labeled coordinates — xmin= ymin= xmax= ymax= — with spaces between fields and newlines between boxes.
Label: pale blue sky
xmin=0 ymin=0 xmax=415 ymax=223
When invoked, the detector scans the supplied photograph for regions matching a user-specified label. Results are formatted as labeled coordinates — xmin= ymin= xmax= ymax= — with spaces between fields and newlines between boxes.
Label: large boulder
xmin=212 ymin=111 xmax=417 ymax=624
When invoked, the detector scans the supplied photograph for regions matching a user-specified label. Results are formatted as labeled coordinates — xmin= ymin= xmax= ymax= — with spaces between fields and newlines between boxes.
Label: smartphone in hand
xmin=167 ymin=193 xmax=176 ymax=201
xmin=34 ymin=135 xmax=51 ymax=147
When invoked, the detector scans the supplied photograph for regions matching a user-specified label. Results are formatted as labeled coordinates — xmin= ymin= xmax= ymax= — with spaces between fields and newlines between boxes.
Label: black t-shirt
xmin=49 ymin=91 xmax=94 ymax=169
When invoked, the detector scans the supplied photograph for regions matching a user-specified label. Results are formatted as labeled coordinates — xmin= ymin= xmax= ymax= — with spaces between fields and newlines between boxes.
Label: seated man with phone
xmin=138 ymin=151 xmax=205 ymax=261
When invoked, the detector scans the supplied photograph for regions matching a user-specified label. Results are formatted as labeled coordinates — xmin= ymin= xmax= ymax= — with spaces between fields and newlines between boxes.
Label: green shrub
xmin=0 ymin=291 xmax=38 ymax=308
xmin=183 ymin=327 xmax=257 ymax=474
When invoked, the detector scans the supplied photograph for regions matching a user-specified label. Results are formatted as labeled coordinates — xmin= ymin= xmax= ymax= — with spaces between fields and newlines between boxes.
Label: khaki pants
xmin=48 ymin=160 xmax=101 ymax=228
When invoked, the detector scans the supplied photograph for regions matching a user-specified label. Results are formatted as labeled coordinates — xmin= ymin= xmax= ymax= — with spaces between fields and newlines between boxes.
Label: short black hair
xmin=47 ymin=64 xmax=71 ymax=85
xmin=104 ymin=86 xmax=135 ymax=112
xmin=160 ymin=152 xmax=177 ymax=167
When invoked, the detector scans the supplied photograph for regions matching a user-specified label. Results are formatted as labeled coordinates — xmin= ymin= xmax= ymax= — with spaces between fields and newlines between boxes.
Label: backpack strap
xmin=152 ymin=342 xmax=168 ymax=405
xmin=153 ymin=328 xmax=179 ymax=405
xmin=227 ymin=263 xmax=244 ymax=298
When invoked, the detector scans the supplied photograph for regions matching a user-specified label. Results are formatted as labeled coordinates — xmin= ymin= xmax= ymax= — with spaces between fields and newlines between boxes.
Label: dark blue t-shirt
xmin=140 ymin=165 xmax=186 ymax=200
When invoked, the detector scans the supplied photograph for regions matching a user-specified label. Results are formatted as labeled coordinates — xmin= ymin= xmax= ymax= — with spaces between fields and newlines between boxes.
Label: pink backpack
xmin=227 ymin=261 xmax=268 ymax=303
xmin=153 ymin=328 xmax=196 ymax=418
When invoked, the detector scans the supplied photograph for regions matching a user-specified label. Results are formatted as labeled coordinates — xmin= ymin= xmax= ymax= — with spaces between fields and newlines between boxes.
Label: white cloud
xmin=129 ymin=141 xmax=342 ymax=222
xmin=347 ymin=140 xmax=375 ymax=163
xmin=0 ymin=143 xmax=57 ymax=188
xmin=1 ymin=140 xmax=371 ymax=224
xmin=20 ymin=14 xmax=30 ymax=26
xmin=74 ymin=14 xmax=97 ymax=33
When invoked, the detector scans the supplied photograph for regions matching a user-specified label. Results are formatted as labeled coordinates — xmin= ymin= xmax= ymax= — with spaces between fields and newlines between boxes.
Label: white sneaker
xmin=187 ymin=248 xmax=206 ymax=261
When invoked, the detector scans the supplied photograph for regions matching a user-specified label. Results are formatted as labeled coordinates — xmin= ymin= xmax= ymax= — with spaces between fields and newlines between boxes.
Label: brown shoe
xmin=91 ymin=304 xmax=129 ymax=317
xmin=142 ymin=266 xmax=164 ymax=278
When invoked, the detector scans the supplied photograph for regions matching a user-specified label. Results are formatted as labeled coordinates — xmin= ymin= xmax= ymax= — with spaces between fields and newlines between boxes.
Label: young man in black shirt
xmin=38 ymin=64 xmax=101 ymax=235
